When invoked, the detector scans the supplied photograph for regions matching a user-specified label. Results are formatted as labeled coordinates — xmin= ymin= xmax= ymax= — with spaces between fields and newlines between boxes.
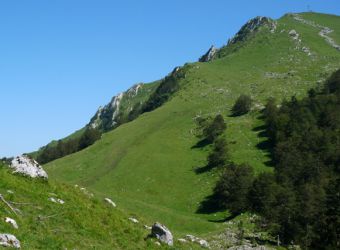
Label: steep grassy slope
xmin=0 ymin=162 xmax=185 ymax=249
xmin=46 ymin=12 xmax=340 ymax=238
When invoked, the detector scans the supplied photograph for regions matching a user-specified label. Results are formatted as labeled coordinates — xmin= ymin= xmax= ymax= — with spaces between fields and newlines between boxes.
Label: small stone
xmin=178 ymin=238 xmax=187 ymax=243
xmin=199 ymin=239 xmax=210 ymax=248
xmin=128 ymin=217 xmax=139 ymax=223
xmin=104 ymin=198 xmax=116 ymax=208
xmin=4 ymin=217 xmax=18 ymax=229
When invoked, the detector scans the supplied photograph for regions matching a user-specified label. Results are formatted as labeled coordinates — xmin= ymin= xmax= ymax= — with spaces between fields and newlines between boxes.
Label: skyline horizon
xmin=1 ymin=0 xmax=339 ymax=157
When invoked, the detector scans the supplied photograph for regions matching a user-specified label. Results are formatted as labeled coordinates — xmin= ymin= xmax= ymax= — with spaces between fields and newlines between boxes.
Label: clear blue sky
xmin=0 ymin=0 xmax=339 ymax=157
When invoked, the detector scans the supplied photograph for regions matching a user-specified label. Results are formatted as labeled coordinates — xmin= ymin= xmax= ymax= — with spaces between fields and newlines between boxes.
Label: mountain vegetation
xmin=22 ymin=11 xmax=340 ymax=249
xmin=0 ymin=161 xmax=171 ymax=249
xmin=37 ymin=128 xmax=101 ymax=164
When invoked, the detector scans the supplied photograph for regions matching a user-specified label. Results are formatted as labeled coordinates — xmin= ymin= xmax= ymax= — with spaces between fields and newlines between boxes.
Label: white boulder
xmin=128 ymin=217 xmax=139 ymax=224
xmin=10 ymin=155 xmax=48 ymax=179
xmin=151 ymin=222 xmax=173 ymax=246
xmin=0 ymin=234 xmax=21 ymax=248
xmin=4 ymin=218 xmax=18 ymax=229
xmin=104 ymin=198 xmax=116 ymax=208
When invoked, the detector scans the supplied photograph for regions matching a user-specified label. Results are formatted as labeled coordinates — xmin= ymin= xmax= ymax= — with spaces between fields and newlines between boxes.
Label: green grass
xmin=1 ymin=162 xmax=201 ymax=249
xmin=45 ymin=12 xmax=340 ymax=241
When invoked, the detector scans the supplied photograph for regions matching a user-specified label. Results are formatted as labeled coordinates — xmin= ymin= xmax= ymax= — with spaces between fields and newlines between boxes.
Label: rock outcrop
xmin=199 ymin=45 xmax=218 ymax=62
xmin=0 ymin=234 xmax=21 ymax=248
xmin=228 ymin=16 xmax=276 ymax=45
xmin=88 ymin=83 xmax=145 ymax=131
xmin=151 ymin=222 xmax=173 ymax=246
xmin=10 ymin=156 xmax=48 ymax=179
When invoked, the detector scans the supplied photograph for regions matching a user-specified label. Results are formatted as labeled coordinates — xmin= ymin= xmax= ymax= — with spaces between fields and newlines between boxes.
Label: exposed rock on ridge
xmin=88 ymin=83 xmax=144 ymax=130
xmin=199 ymin=45 xmax=218 ymax=62
xmin=228 ymin=16 xmax=276 ymax=45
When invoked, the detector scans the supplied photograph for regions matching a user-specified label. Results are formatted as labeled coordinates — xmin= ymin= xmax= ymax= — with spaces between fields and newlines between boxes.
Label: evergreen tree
xmin=231 ymin=94 xmax=252 ymax=116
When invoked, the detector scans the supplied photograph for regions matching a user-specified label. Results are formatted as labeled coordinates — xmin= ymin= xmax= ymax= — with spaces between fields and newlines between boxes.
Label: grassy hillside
xmin=45 ymin=12 xmax=340 ymax=240
xmin=0 ymin=161 xmax=187 ymax=249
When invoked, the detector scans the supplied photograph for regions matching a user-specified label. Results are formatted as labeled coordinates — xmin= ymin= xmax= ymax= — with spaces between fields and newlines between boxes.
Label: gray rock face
xmin=10 ymin=156 xmax=48 ymax=179
xmin=88 ymin=83 xmax=144 ymax=131
xmin=228 ymin=16 xmax=276 ymax=45
xmin=0 ymin=234 xmax=21 ymax=248
xmin=199 ymin=45 xmax=218 ymax=62
xmin=151 ymin=222 xmax=173 ymax=246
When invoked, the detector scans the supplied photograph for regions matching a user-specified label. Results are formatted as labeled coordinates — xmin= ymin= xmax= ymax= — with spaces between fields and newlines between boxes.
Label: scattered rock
xmin=10 ymin=155 xmax=48 ymax=179
xmin=48 ymin=197 xmax=65 ymax=205
xmin=186 ymin=234 xmax=197 ymax=242
xmin=6 ymin=190 xmax=14 ymax=194
xmin=144 ymin=225 xmax=152 ymax=230
xmin=289 ymin=29 xmax=299 ymax=40
xmin=154 ymin=241 xmax=161 ymax=246
xmin=186 ymin=234 xmax=210 ymax=248
xmin=199 ymin=45 xmax=218 ymax=62
xmin=0 ymin=234 xmax=21 ymax=248
xmin=128 ymin=217 xmax=139 ymax=224
xmin=178 ymin=238 xmax=187 ymax=243
xmin=228 ymin=246 xmax=267 ymax=250
xmin=151 ymin=222 xmax=173 ymax=246
xmin=301 ymin=46 xmax=312 ymax=56
xmin=4 ymin=218 xmax=18 ymax=229
xmin=199 ymin=239 xmax=210 ymax=248
xmin=104 ymin=198 xmax=116 ymax=208
xmin=292 ymin=13 xmax=340 ymax=51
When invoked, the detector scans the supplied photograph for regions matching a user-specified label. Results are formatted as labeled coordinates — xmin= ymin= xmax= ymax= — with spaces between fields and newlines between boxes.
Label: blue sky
xmin=0 ymin=0 xmax=339 ymax=157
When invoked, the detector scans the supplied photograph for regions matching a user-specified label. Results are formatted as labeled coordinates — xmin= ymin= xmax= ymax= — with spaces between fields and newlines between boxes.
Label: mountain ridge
xmin=44 ymin=12 xmax=340 ymax=242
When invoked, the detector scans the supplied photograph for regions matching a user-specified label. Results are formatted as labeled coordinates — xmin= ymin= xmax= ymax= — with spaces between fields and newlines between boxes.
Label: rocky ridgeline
xmin=228 ymin=16 xmax=277 ymax=45
xmin=88 ymin=83 xmax=144 ymax=131
xmin=10 ymin=155 xmax=48 ymax=179
xmin=199 ymin=45 xmax=218 ymax=62
xmin=199 ymin=17 xmax=276 ymax=62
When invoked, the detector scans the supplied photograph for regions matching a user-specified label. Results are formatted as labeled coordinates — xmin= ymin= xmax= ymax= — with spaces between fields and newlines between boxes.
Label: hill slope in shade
xmin=45 ymin=12 xmax=340 ymax=237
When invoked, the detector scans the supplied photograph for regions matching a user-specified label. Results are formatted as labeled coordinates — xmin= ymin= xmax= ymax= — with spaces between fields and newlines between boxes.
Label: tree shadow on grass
xmin=196 ymin=193 xmax=223 ymax=214
xmin=194 ymin=164 xmax=215 ymax=174
xmin=191 ymin=138 xmax=211 ymax=149
xmin=253 ymin=120 xmax=275 ymax=167
xmin=196 ymin=193 xmax=238 ymax=223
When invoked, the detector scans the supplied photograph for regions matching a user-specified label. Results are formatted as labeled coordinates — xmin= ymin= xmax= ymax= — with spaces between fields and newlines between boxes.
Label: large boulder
xmin=10 ymin=155 xmax=48 ymax=179
xmin=151 ymin=222 xmax=173 ymax=246
xmin=0 ymin=234 xmax=21 ymax=248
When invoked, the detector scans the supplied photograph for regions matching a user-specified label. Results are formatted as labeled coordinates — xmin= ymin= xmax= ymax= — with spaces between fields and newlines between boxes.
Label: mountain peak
xmin=228 ymin=16 xmax=276 ymax=45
